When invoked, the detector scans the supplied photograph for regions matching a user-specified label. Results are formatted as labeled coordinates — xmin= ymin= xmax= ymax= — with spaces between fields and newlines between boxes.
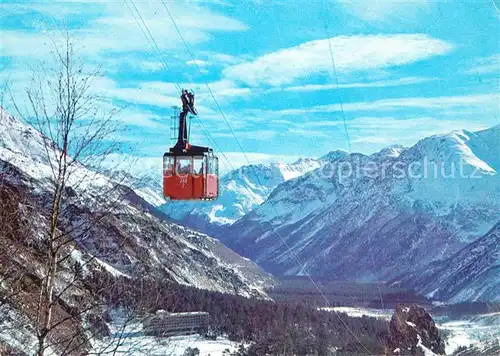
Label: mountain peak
xmin=0 ymin=107 xmax=55 ymax=180
xmin=372 ymin=144 xmax=406 ymax=158
xmin=319 ymin=149 xmax=349 ymax=162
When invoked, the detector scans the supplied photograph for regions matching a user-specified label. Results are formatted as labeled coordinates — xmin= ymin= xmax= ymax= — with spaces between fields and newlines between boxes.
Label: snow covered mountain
xmin=223 ymin=126 xmax=500 ymax=296
xmin=158 ymin=158 xmax=321 ymax=233
xmin=0 ymin=106 xmax=274 ymax=297
xmin=1 ymin=105 xmax=279 ymax=354
xmin=103 ymin=167 xmax=166 ymax=207
xmin=394 ymin=221 xmax=500 ymax=303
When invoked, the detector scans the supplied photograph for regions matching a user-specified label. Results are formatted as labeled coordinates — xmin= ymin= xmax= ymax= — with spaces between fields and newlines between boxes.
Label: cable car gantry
xmin=163 ymin=90 xmax=219 ymax=201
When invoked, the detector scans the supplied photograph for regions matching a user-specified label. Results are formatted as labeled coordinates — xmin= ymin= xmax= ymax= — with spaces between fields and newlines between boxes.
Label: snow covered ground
xmin=320 ymin=306 xmax=394 ymax=320
xmin=93 ymin=334 xmax=241 ymax=356
xmin=321 ymin=306 xmax=500 ymax=355
xmin=91 ymin=311 xmax=243 ymax=356
xmin=0 ymin=305 xmax=58 ymax=356
xmin=436 ymin=312 xmax=500 ymax=355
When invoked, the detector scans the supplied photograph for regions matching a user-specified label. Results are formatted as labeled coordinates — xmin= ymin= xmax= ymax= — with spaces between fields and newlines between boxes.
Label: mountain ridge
xmin=221 ymin=124 xmax=500 ymax=302
xmin=393 ymin=220 xmax=500 ymax=302
xmin=0 ymin=106 xmax=274 ymax=297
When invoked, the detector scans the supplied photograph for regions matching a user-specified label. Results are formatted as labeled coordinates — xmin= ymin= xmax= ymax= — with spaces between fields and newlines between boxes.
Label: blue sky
xmin=1 ymin=0 xmax=499 ymax=172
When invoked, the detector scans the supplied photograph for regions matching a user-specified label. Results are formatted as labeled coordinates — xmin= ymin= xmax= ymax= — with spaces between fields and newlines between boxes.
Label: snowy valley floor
xmin=91 ymin=311 xmax=243 ymax=356
xmin=90 ymin=307 xmax=500 ymax=355
xmin=93 ymin=334 xmax=240 ymax=356
xmin=323 ymin=307 xmax=500 ymax=355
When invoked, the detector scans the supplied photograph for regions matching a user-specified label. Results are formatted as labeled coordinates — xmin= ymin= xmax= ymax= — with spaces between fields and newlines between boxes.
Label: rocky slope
xmin=0 ymin=106 xmax=273 ymax=297
xmin=0 ymin=107 xmax=274 ymax=353
xmin=223 ymin=126 xmax=500 ymax=297
xmin=386 ymin=304 xmax=445 ymax=355
xmin=394 ymin=222 xmax=500 ymax=302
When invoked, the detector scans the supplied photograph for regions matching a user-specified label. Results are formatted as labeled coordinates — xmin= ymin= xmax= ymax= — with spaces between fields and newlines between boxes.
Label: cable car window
xmin=176 ymin=157 xmax=192 ymax=174
xmin=206 ymin=157 xmax=212 ymax=174
xmin=193 ymin=157 xmax=204 ymax=175
xmin=164 ymin=156 xmax=174 ymax=175
xmin=209 ymin=156 xmax=218 ymax=175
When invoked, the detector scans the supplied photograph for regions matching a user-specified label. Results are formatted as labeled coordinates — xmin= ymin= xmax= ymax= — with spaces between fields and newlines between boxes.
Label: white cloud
xmin=1 ymin=2 xmax=248 ymax=60
xmin=186 ymin=59 xmax=209 ymax=66
xmin=287 ymin=128 xmax=331 ymax=138
xmin=340 ymin=93 xmax=499 ymax=111
xmin=274 ymin=93 xmax=499 ymax=115
xmin=112 ymin=108 xmax=166 ymax=128
xmin=158 ymin=4 xmax=248 ymax=32
xmin=299 ymin=120 xmax=344 ymax=128
xmin=129 ymin=80 xmax=180 ymax=97
xmin=351 ymin=136 xmax=391 ymax=144
xmin=184 ymin=52 xmax=247 ymax=69
xmin=85 ymin=77 xmax=216 ymax=115
xmin=87 ymin=77 xmax=252 ymax=119
xmin=0 ymin=2 xmax=92 ymax=20
xmin=128 ymin=79 xmax=250 ymax=112
xmin=1 ymin=31 xmax=52 ymax=58
xmin=274 ymin=76 xmax=438 ymax=93
xmin=138 ymin=61 xmax=165 ymax=72
xmin=198 ymin=79 xmax=252 ymax=99
xmin=90 ymin=77 xmax=180 ymax=109
xmin=223 ymin=34 xmax=453 ymax=86
xmin=464 ymin=54 xmax=500 ymax=75
xmin=345 ymin=116 xmax=492 ymax=149
xmin=94 ymin=56 xmax=167 ymax=74
xmin=336 ymin=0 xmax=432 ymax=23
xmin=90 ymin=1 xmax=248 ymax=54
xmin=346 ymin=116 xmax=479 ymax=130
xmin=290 ymin=114 xmax=490 ymax=139
xmin=284 ymin=115 xmax=493 ymax=153
xmin=211 ymin=53 xmax=246 ymax=65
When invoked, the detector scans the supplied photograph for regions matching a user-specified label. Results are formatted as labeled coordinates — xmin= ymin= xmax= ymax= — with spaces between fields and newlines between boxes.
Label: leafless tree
xmin=4 ymin=31 xmax=141 ymax=355
xmin=1 ymin=29 xmax=194 ymax=356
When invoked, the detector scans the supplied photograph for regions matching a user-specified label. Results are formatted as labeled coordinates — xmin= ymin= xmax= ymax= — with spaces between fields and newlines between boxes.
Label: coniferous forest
xmin=91 ymin=273 xmax=389 ymax=355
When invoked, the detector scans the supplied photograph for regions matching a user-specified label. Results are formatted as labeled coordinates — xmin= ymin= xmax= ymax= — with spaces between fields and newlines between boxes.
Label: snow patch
xmin=92 ymin=309 xmax=244 ymax=355
xmin=417 ymin=334 xmax=438 ymax=356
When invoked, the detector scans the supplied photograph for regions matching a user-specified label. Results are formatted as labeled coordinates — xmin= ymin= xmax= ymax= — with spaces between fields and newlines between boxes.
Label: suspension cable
xmin=125 ymin=0 xmax=226 ymax=169
xmin=125 ymin=0 xmax=182 ymax=93
xmin=324 ymin=24 xmax=352 ymax=153
xmin=161 ymin=0 xmax=256 ymax=168
xmin=161 ymin=2 xmax=371 ymax=353
xmin=126 ymin=1 xmax=371 ymax=351
xmin=322 ymin=0 xmax=388 ymax=322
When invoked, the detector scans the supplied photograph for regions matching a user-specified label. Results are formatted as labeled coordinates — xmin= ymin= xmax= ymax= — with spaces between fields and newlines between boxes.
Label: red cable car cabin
xmin=163 ymin=89 xmax=219 ymax=201
xmin=163 ymin=149 xmax=219 ymax=200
